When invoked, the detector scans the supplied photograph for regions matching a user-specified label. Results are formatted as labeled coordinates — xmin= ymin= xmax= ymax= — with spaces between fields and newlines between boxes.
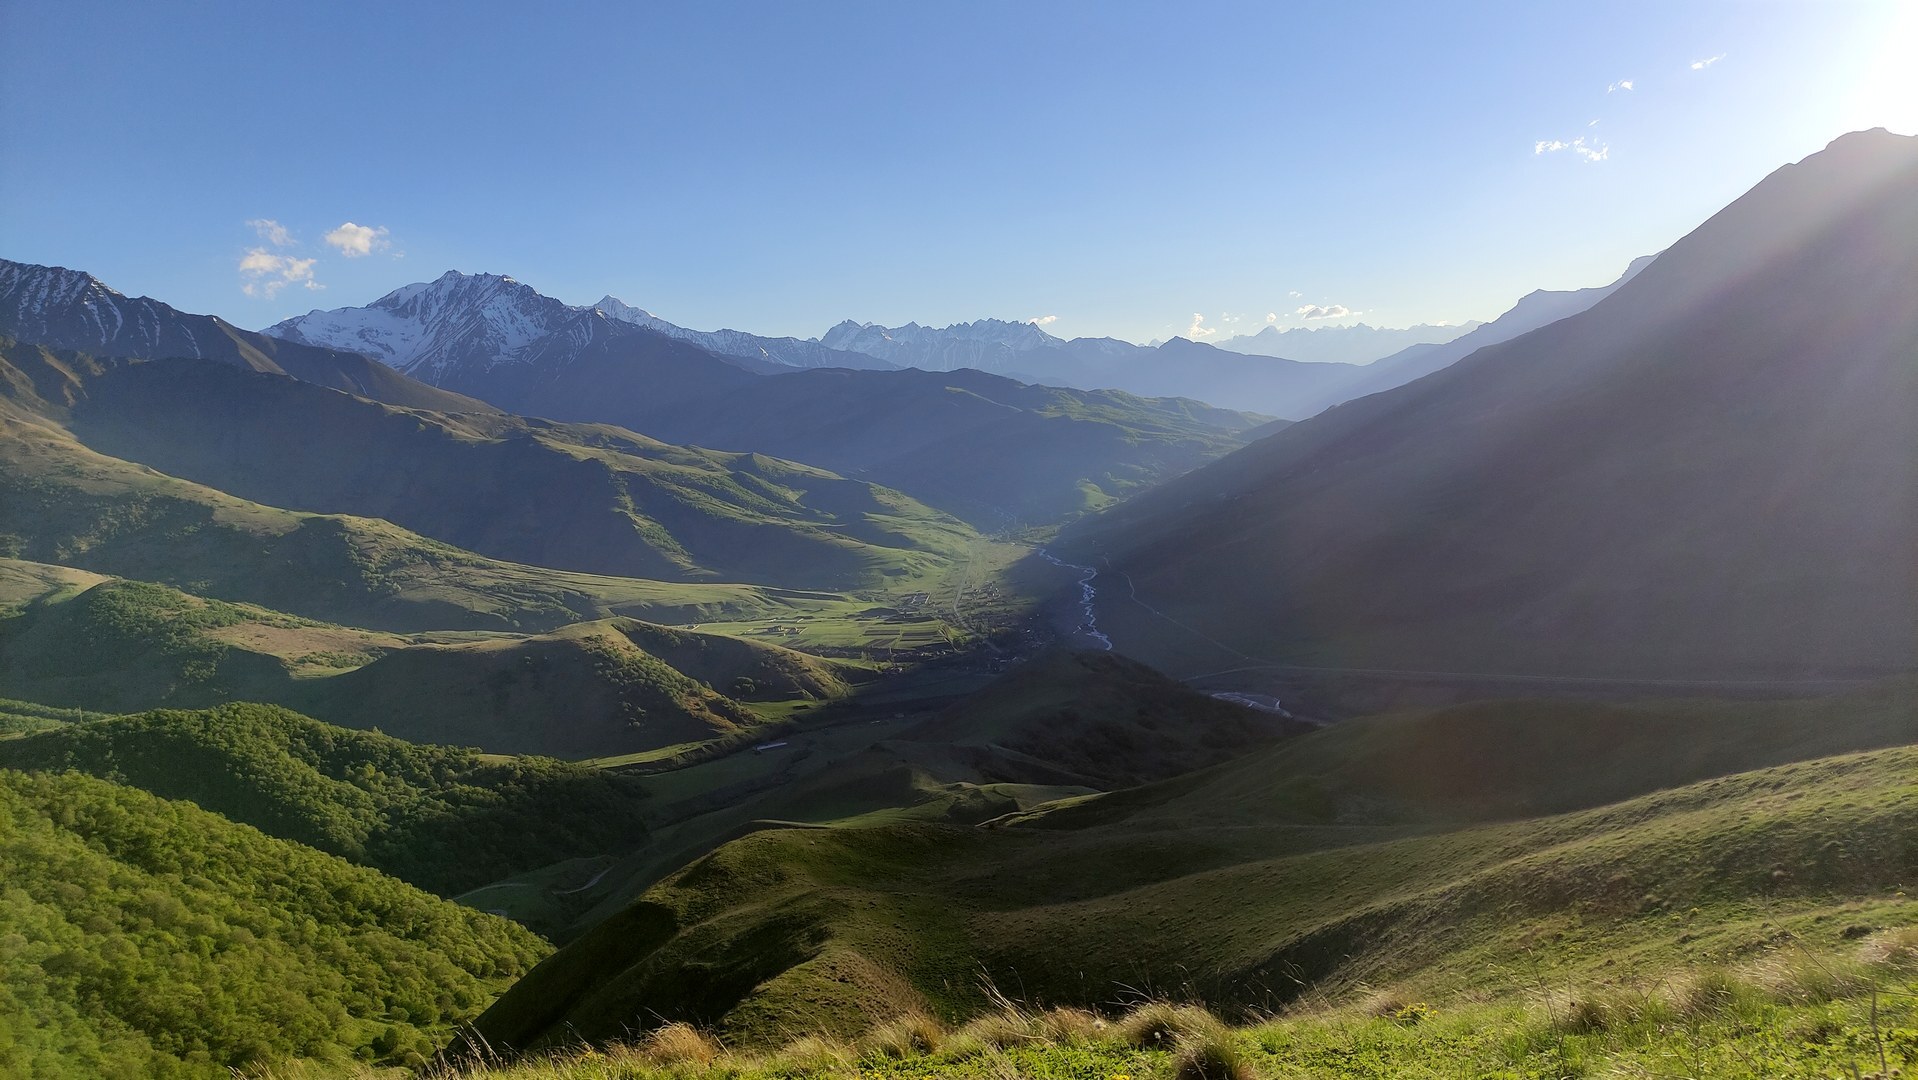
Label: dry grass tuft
xmin=1859 ymin=925 xmax=1918 ymax=970
xmin=1035 ymin=1006 xmax=1108 ymax=1045
xmin=639 ymin=1022 xmax=725 ymax=1067
xmin=861 ymin=1012 xmax=946 ymax=1059
xmin=774 ymin=1033 xmax=856 ymax=1073
xmin=1746 ymin=950 xmax=1872 ymax=1005
xmin=1357 ymin=988 xmax=1417 ymax=1020
xmin=1116 ymin=1001 xmax=1225 ymax=1049
xmin=1170 ymin=1028 xmax=1254 ymax=1080
xmin=953 ymin=1010 xmax=1039 ymax=1052
xmin=1664 ymin=966 xmax=1764 ymax=1019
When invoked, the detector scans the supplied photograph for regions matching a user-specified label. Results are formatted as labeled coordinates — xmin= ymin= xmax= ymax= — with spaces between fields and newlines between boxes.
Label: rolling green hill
xmin=591 ymin=364 xmax=1277 ymax=528
xmin=0 ymin=703 xmax=655 ymax=895
xmin=292 ymin=619 xmax=774 ymax=758
xmin=58 ymin=357 xmax=978 ymax=590
xmin=0 ymin=768 xmax=547 ymax=1077
xmin=469 ymin=680 xmax=1918 ymax=1050
xmin=512 ymin=650 xmax=1294 ymax=941
xmin=0 ymin=565 xmax=857 ymax=758
xmin=0 ymin=407 xmax=836 ymax=634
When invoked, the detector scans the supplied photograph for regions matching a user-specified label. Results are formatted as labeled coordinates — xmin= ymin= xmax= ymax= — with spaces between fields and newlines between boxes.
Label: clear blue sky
xmin=3 ymin=1 xmax=1913 ymax=344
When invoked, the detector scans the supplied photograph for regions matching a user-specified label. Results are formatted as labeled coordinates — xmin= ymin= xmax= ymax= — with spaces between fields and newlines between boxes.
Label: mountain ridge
xmin=1061 ymin=128 xmax=1918 ymax=680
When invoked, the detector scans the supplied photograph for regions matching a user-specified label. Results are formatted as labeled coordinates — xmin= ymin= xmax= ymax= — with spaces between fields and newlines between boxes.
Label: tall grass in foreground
xmin=256 ymin=928 xmax=1918 ymax=1080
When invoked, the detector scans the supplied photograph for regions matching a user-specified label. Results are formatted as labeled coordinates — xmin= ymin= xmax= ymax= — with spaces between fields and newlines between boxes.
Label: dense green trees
xmin=0 ymin=703 xmax=652 ymax=894
xmin=0 ymin=769 xmax=549 ymax=1077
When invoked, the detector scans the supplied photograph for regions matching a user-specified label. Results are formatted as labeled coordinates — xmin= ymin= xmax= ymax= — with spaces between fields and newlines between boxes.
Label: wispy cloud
xmin=1295 ymin=304 xmax=1355 ymax=320
xmin=1186 ymin=312 xmax=1217 ymax=339
xmin=1691 ymin=54 xmax=1725 ymax=70
xmin=246 ymin=218 xmax=294 ymax=247
xmin=1606 ymin=79 xmax=1634 ymax=93
xmin=238 ymin=249 xmax=320 ymax=298
xmin=1536 ymin=134 xmax=1608 ymax=163
xmin=1029 ymin=314 xmax=1058 ymax=326
xmin=324 ymin=222 xmax=392 ymax=258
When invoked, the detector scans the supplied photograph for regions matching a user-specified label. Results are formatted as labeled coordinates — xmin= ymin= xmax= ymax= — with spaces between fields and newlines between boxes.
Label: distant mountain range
xmin=592 ymin=295 xmax=894 ymax=370
xmin=0 ymin=259 xmax=487 ymax=413
xmin=256 ymin=253 xmax=1655 ymax=424
xmin=269 ymin=273 xmax=893 ymax=378
xmin=1215 ymin=320 xmax=1483 ymax=365
xmin=248 ymin=270 xmax=1280 ymax=526
xmin=1064 ymin=128 xmax=1918 ymax=681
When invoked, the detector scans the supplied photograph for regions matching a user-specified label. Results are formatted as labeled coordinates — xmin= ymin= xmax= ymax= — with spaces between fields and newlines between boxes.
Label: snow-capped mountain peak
xmin=817 ymin=316 xmax=1063 ymax=369
xmin=268 ymin=270 xmax=577 ymax=379
xmin=0 ymin=257 xmax=216 ymax=359
xmin=590 ymin=295 xmax=895 ymax=370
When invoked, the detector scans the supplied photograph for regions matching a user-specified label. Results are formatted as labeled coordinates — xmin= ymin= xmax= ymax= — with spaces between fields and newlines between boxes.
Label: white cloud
xmin=324 ymin=222 xmax=391 ymax=258
xmin=1536 ymin=135 xmax=1609 ymax=163
xmin=1288 ymin=290 xmax=1302 ymax=298
xmin=1265 ymin=312 xmax=1279 ymax=324
xmin=246 ymin=218 xmax=293 ymax=246
xmin=1606 ymin=79 xmax=1634 ymax=93
xmin=1029 ymin=314 xmax=1058 ymax=326
xmin=1691 ymin=54 xmax=1725 ymax=70
xmin=238 ymin=248 xmax=320 ymax=299
xmin=1295 ymin=304 xmax=1355 ymax=320
xmin=1186 ymin=312 xmax=1217 ymax=339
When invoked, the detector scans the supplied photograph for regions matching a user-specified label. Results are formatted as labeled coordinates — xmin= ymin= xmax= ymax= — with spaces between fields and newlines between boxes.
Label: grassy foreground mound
xmin=0 ymin=769 xmax=547 ymax=1079
xmin=470 ymin=684 xmax=1918 ymax=1051
xmin=352 ymin=953 xmax=1918 ymax=1080
xmin=0 ymin=703 xmax=652 ymax=895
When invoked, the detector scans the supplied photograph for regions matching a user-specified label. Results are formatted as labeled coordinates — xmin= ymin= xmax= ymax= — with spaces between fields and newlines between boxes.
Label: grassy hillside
xmin=0 ymin=566 xmax=854 ymax=758
xmin=516 ymin=650 xmax=1291 ymax=940
xmin=0 ymin=768 xmax=547 ymax=1078
xmin=0 ymin=703 xmax=654 ymax=895
xmin=381 ymin=943 xmax=1918 ymax=1080
xmin=597 ymin=365 xmax=1273 ymax=528
xmin=293 ymin=620 xmax=774 ymax=758
xmin=0 ymin=411 xmax=837 ymax=633
xmin=902 ymin=650 xmax=1308 ymax=788
xmin=61 ymin=358 xmax=978 ymax=590
xmin=1020 ymin=677 xmax=1918 ymax=832
xmin=470 ymin=682 xmax=1918 ymax=1051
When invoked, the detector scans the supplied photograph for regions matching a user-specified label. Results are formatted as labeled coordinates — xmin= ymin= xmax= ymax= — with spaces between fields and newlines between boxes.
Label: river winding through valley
xmin=1037 ymin=549 xmax=1112 ymax=650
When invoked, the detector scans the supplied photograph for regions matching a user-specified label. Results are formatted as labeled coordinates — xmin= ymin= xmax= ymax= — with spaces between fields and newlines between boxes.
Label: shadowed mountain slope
xmin=1061 ymin=129 xmax=1918 ymax=680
